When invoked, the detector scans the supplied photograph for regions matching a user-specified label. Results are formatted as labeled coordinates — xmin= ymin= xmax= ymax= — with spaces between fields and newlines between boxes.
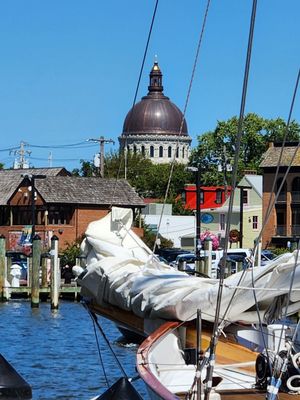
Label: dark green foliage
xmin=59 ymin=237 xmax=83 ymax=267
xmin=142 ymin=224 xmax=173 ymax=251
xmin=190 ymin=113 xmax=300 ymax=185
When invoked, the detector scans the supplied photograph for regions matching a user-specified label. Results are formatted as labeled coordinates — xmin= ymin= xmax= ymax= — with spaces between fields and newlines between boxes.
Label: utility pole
xmin=87 ymin=136 xmax=115 ymax=177
xmin=11 ymin=141 xmax=31 ymax=169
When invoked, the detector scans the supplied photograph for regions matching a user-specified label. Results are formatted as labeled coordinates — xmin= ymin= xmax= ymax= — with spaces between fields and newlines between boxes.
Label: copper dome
xmin=122 ymin=62 xmax=188 ymax=136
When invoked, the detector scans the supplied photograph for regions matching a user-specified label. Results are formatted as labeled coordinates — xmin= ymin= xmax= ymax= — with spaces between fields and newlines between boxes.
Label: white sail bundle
xmin=78 ymin=207 xmax=300 ymax=324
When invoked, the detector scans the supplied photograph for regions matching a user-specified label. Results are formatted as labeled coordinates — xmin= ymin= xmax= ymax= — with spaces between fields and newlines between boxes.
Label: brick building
xmin=260 ymin=142 xmax=300 ymax=248
xmin=0 ymin=168 xmax=144 ymax=252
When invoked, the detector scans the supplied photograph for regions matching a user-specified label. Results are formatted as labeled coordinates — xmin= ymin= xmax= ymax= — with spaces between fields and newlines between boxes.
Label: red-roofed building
xmin=182 ymin=184 xmax=231 ymax=211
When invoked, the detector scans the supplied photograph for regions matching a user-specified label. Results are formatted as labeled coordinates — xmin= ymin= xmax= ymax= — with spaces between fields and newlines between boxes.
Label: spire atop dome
xmin=148 ymin=59 xmax=163 ymax=94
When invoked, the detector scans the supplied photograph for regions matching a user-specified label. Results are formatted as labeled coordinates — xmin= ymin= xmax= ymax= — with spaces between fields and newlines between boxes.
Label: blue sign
xmin=201 ymin=213 xmax=214 ymax=224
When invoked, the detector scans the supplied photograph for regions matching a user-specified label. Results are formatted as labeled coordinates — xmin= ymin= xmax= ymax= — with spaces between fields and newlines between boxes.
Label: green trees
xmin=73 ymin=151 xmax=194 ymax=200
xmin=190 ymin=113 xmax=300 ymax=185
xmin=71 ymin=113 xmax=300 ymax=201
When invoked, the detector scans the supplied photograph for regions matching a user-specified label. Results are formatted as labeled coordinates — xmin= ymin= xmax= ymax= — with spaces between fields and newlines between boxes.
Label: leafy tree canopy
xmin=73 ymin=151 xmax=194 ymax=200
xmin=190 ymin=113 xmax=300 ymax=185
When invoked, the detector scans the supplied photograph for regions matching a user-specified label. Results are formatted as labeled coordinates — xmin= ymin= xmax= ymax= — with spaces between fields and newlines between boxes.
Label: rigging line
xmin=247 ymin=69 xmax=300 ymax=373
xmin=243 ymin=68 xmax=300 ymax=380
xmin=267 ymin=241 xmax=300 ymax=398
xmin=204 ymin=2 xmax=258 ymax=398
xmin=83 ymin=302 xmax=128 ymax=379
xmin=109 ymin=0 xmax=159 ymax=207
xmin=213 ymin=0 xmax=257 ymax=333
xmin=152 ymin=0 xmax=211 ymax=255
xmin=250 ymin=68 xmax=300 ymax=255
xmin=82 ymin=302 xmax=110 ymax=387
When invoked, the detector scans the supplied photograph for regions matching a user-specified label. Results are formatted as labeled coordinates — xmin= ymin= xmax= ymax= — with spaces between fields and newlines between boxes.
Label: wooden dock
xmin=3 ymin=282 xmax=81 ymax=300
xmin=0 ymin=234 xmax=83 ymax=307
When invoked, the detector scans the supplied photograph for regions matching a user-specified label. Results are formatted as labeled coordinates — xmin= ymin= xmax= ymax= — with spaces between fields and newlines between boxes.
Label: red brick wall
xmin=0 ymin=206 xmax=144 ymax=252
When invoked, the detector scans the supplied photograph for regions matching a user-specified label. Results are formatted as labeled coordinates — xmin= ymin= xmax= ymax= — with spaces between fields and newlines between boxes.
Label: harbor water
xmin=0 ymin=300 xmax=149 ymax=399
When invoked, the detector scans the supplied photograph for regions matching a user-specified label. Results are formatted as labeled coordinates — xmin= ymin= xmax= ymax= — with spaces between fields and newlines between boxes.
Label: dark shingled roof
xmin=35 ymin=177 xmax=144 ymax=206
xmin=0 ymin=167 xmax=70 ymax=177
xmin=260 ymin=145 xmax=300 ymax=168
xmin=0 ymin=169 xmax=144 ymax=207
xmin=0 ymin=168 xmax=70 ymax=205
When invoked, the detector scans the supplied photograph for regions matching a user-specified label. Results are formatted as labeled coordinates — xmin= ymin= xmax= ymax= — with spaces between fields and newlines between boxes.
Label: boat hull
xmin=137 ymin=321 xmax=297 ymax=400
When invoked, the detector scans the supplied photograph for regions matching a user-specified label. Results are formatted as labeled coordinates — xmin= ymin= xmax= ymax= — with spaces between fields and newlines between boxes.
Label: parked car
xmin=171 ymin=253 xmax=197 ymax=271
xmin=261 ymin=250 xmax=276 ymax=266
xmin=156 ymin=248 xmax=192 ymax=264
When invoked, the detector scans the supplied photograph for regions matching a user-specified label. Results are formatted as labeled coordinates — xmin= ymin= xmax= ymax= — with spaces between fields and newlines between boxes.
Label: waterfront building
xmin=0 ymin=168 xmax=144 ymax=251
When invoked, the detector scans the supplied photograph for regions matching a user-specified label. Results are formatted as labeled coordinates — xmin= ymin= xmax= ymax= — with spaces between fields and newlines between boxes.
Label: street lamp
xmin=21 ymin=174 xmax=46 ymax=240
xmin=186 ymin=166 xmax=201 ymax=261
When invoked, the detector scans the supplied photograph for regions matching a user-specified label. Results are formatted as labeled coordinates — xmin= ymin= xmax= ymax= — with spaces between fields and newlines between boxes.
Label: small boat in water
xmin=0 ymin=353 xmax=32 ymax=400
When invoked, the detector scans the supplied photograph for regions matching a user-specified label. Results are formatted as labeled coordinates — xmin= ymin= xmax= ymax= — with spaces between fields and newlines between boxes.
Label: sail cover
xmin=78 ymin=208 xmax=300 ymax=324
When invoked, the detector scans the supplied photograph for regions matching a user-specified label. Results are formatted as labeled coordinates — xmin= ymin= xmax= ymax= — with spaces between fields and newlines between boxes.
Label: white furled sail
xmin=78 ymin=207 xmax=300 ymax=324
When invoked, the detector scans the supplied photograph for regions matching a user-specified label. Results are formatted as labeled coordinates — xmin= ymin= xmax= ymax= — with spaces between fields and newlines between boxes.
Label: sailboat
xmin=77 ymin=206 xmax=300 ymax=399
xmin=75 ymin=0 xmax=300 ymax=398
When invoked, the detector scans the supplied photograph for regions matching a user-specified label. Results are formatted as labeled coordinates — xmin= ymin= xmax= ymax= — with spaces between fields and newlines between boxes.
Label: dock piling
xmin=50 ymin=235 xmax=60 ymax=310
xmin=31 ymin=235 xmax=41 ymax=308
xmin=0 ymin=235 xmax=6 ymax=301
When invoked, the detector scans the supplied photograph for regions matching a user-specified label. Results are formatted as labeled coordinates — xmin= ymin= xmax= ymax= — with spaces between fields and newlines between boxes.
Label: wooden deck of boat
xmin=186 ymin=324 xmax=258 ymax=374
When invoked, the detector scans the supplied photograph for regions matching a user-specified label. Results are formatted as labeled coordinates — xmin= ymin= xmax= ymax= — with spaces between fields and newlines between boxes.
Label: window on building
xmin=276 ymin=205 xmax=286 ymax=235
xmin=168 ymin=146 xmax=172 ymax=158
xmin=0 ymin=206 xmax=10 ymax=225
xmin=243 ymin=190 xmax=249 ymax=205
xmin=220 ymin=213 xmax=225 ymax=231
xmin=182 ymin=147 xmax=185 ymax=159
xmin=159 ymin=146 xmax=163 ymax=157
xmin=176 ymin=147 xmax=179 ymax=158
xmin=11 ymin=206 xmax=46 ymax=226
xmin=215 ymin=189 xmax=222 ymax=204
xmin=150 ymin=146 xmax=154 ymax=158
xmin=133 ymin=145 xmax=137 ymax=154
xmin=252 ymin=215 xmax=258 ymax=230
xmin=141 ymin=145 xmax=145 ymax=156
xmin=48 ymin=206 xmax=73 ymax=225
xmin=276 ymin=178 xmax=287 ymax=202
xmin=292 ymin=177 xmax=300 ymax=202
xmin=292 ymin=206 xmax=300 ymax=235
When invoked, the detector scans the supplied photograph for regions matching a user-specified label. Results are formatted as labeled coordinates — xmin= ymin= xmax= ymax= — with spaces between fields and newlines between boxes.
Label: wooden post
xmin=0 ymin=235 xmax=6 ymax=301
xmin=6 ymin=255 xmax=12 ymax=285
xmin=27 ymin=257 xmax=31 ymax=287
xmin=50 ymin=235 xmax=59 ymax=310
xmin=41 ymin=254 xmax=48 ymax=288
xmin=31 ymin=235 xmax=41 ymax=308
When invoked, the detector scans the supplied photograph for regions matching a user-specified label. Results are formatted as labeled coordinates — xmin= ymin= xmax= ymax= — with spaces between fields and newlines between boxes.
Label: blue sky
xmin=0 ymin=0 xmax=299 ymax=171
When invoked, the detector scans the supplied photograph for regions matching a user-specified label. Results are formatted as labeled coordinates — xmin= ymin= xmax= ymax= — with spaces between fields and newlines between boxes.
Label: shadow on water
xmin=0 ymin=300 xmax=149 ymax=400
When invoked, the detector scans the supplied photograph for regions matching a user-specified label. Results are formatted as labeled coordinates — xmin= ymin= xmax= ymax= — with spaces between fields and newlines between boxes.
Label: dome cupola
xmin=119 ymin=60 xmax=192 ymax=165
